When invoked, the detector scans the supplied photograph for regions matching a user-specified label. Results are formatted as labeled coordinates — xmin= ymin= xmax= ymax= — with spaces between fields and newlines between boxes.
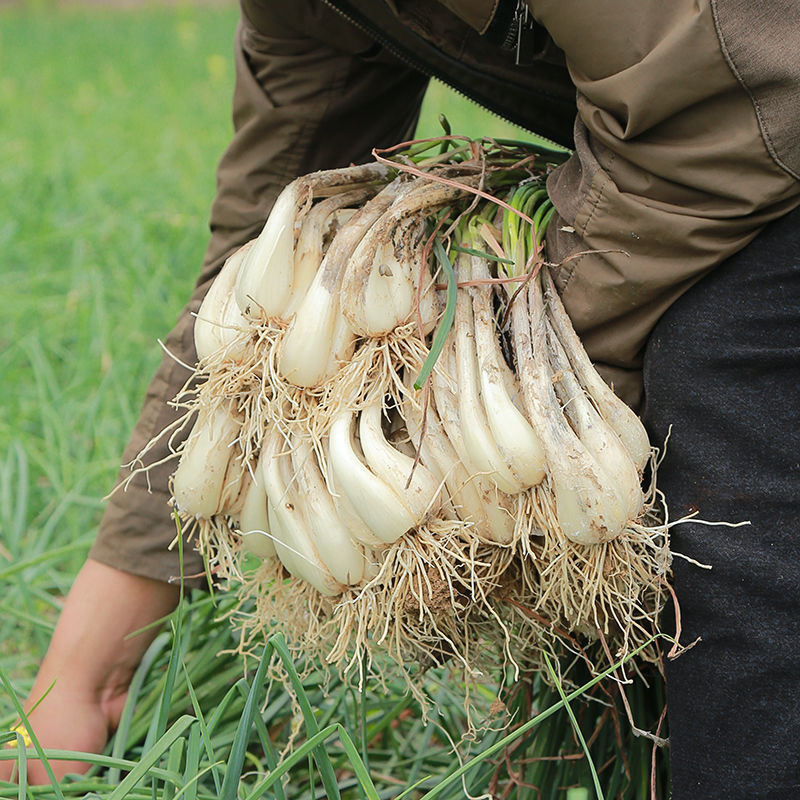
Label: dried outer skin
xmin=344 ymin=217 xmax=421 ymax=336
xmin=469 ymin=256 xmax=546 ymax=489
xmin=402 ymin=383 xmax=516 ymax=544
xmin=194 ymin=241 xmax=252 ymax=362
xmin=285 ymin=187 xmax=376 ymax=317
xmin=235 ymin=164 xmax=393 ymax=322
xmin=509 ymin=276 xmax=628 ymax=545
xmin=541 ymin=269 xmax=651 ymax=472
xmin=453 ymin=283 xmax=525 ymax=495
xmin=428 ymin=341 xmax=516 ymax=544
xmin=294 ymin=163 xmax=392 ymax=200
xmin=545 ymin=315 xmax=644 ymax=522
xmin=172 ymin=407 xmax=241 ymax=519
xmin=277 ymin=183 xmax=400 ymax=387
xmin=341 ymin=176 xmax=479 ymax=337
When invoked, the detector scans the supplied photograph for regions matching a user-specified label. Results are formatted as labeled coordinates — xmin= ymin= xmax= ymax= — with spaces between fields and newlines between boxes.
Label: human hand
xmin=1 ymin=559 xmax=179 ymax=784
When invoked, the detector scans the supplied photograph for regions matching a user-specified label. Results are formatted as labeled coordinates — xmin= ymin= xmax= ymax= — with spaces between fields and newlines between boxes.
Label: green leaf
xmin=0 ymin=665 xmax=65 ymax=800
xmin=417 ymin=637 xmax=660 ymax=800
xmin=414 ymin=237 xmax=457 ymax=390
xmin=220 ymin=640 xmax=277 ymax=800
xmin=543 ymin=650 xmax=604 ymax=800
xmin=109 ymin=632 xmax=171 ymax=785
xmin=107 ymin=716 xmax=196 ymax=800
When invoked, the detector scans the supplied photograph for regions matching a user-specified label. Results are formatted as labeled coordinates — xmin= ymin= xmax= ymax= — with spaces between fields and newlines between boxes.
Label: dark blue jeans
xmin=643 ymin=206 xmax=800 ymax=799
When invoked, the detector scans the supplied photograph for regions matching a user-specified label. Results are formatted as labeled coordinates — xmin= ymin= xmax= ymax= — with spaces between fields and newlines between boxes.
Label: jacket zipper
xmin=501 ymin=0 xmax=538 ymax=66
xmin=320 ymin=0 xmax=570 ymax=156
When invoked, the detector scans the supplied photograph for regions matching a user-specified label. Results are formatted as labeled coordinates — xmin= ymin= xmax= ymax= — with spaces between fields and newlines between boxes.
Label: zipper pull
xmin=515 ymin=1 xmax=532 ymax=65
xmin=501 ymin=0 xmax=537 ymax=65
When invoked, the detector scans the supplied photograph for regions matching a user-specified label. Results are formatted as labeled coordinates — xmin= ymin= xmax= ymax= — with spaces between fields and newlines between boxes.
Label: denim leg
xmin=643 ymin=206 xmax=800 ymax=799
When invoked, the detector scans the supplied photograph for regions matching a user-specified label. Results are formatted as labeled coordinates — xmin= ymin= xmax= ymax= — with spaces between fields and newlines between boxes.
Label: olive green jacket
xmin=219 ymin=0 xmax=800 ymax=407
xmin=91 ymin=0 xmax=800 ymax=584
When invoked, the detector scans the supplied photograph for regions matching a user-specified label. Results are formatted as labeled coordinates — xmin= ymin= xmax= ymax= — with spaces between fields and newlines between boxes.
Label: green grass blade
xmin=418 ymin=638 xmax=659 ymax=800
xmin=414 ymin=237 xmax=457 ymax=390
xmin=313 ymin=688 xmax=346 ymax=737
xmin=567 ymin=788 xmax=591 ymax=800
xmin=404 ymin=713 xmax=436 ymax=790
xmin=180 ymin=655 xmax=222 ymax=795
xmin=243 ymin=723 xmax=379 ymax=800
xmin=0 ymin=605 xmax=55 ymax=634
xmin=143 ymin=617 xmax=183 ymax=755
xmin=269 ymin=636 xmax=345 ymax=800
xmin=358 ymin=655 xmax=369 ymax=788
xmin=143 ymin=527 xmax=187 ymax=757
xmin=0 ymin=541 xmax=92 ymax=582
xmin=108 ymin=631 xmax=171 ymax=784
xmin=15 ymin=733 xmax=27 ymax=800
xmin=206 ymin=680 xmax=250 ymax=737
xmin=0 ymin=666 xmax=64 ymax=800
xmin=536 ymin=206 xmax=555 ymax=246
xmin=335 ymin=725 xmax=380 ymax=800
xmin=8 ymin=443 xmax=29 ymax=551
xmin=542 ymin=651 xmax=603 ymax=800
xmin=181 ymin=724 xmax=201 ymax=800
xmin=448 ymin=244 xmax=513 ymax=265
xmin=394 ymin=774 xmax=434 ymax=800
xmin=107 ymin=716 xmax=196 ymax=800
xmin=0 ymin=750 xmax=182 ymax=784
xmin=160 ymin=737 xmax=186 ymax=800
xmin=174 ymin=762 xmax=223 ymax=800
xmin=363 ymin=695 xmax=414 ymax=744
xmin=487 ymin=138 xmax=571 ymax=162
xmin=233 ymin=684 xmax=287 ymax=800
xmin=219 ymin=640 xmax=273 ymax=800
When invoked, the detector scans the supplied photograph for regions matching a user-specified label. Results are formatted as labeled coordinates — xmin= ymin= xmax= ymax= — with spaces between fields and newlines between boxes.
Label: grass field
xmin=0 ymin=4 xmax=666 ymax=797
xmin=0 ymin=3 xmax=241 ymax=684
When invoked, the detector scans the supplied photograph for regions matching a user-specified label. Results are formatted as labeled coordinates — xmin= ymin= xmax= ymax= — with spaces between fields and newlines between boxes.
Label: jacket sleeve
xmin=90 ymin=0 xmax=428 ymax=586
xmin=536 ymin=0 xmax=800 ymax=410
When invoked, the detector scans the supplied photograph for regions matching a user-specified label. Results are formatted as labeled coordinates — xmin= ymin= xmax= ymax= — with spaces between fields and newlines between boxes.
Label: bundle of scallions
xmin=137 ymin=137 xmax=671 ymax=691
